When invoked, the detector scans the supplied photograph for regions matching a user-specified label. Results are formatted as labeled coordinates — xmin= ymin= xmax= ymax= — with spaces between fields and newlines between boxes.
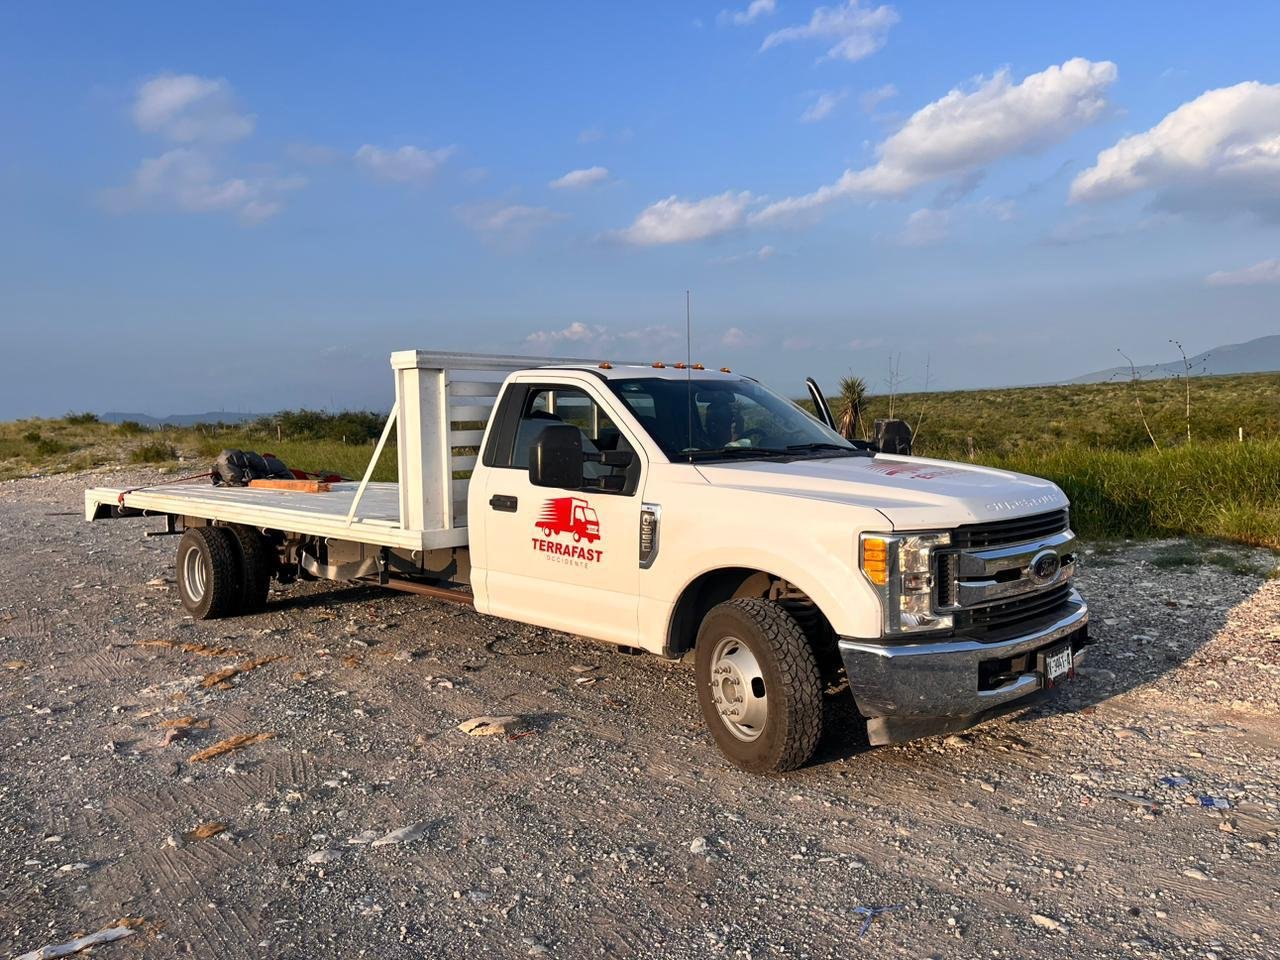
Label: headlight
xmin=859 ymin=531 xmax=953 ymax=635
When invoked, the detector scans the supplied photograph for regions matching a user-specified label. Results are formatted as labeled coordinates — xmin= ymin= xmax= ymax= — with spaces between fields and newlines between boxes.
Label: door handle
xmin=489 ymin=494 xmax=518 ymax=512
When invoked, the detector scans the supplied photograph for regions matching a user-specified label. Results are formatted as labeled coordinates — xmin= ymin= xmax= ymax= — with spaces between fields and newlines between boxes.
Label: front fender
xmin=646 ymin=478 xmax=889 ymax=641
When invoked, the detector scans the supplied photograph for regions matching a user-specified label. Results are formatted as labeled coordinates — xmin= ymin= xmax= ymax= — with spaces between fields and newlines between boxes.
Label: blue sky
xmin=2 ymin=1 xmax=1279 ymax=417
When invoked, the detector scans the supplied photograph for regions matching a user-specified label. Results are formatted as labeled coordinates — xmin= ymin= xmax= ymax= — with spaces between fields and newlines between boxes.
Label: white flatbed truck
xmin=87 ymin=350 xmax=1089 ymax=772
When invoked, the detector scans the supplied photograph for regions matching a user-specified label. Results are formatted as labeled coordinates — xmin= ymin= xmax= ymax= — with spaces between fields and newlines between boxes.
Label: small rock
xmin=1182 ymin=867 xmax=1210 ymax=881
xmin=689 ymin=836 xmax=708 ymax=855
xmin=458 ymin=716 xmax=518 ymax=737
xmin=371 ymin=822 xmax=431 ymax=847
xmin=347 ymin=829 xmax=380 ymax=845
xmin=307 ymin=849 xmax=342 ymax=864
xmin=1031 ymin=913 xmax=1066 ymax=933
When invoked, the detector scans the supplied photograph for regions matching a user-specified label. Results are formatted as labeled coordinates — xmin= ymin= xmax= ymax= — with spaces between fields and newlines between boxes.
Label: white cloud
xmin=550 ymin=165 xmax=610 ymax=189
xmin=712 ymin=245 xmax=777 ymax=265
xmin=860 ymin=83 xmax=898 ymax=113
xmin=753 ymin=58 xmax=1116 ymax=224
xmin=721 ymin=327 xmax=762 ymax=348
xmin=457 ymin=203 xmax=567 ymax=245
xmin=524 ymin=323 xmax=681 ymax=353
xmin=104 ymin=148 xmax=301 ymax=224
xmin=616 ymin=191 xmax=755 ymax=246
xmin=848 ymin=337 xmax=885 ymax=350
xmin=355 ymin=144 xmax=456 ymax=184
xmin=526 ymin=322 xmax=606 ymax=346
xmin=782 ymin=336 xmax=814 ymax=351
xmin=1206 ymin=258 xmax=1280 ymax=286
xmin=1070 ymin=81 xmax=1280 ymax=221
xmin=896 ymin=208 xmax=951 ymax=246
xmin=761 ymin=1 xmax=899 ymax=62
xmin=132 ymin=73 xmax=254 ymax=143
xmin=800 ymin=90 xmax=846 ymax=123
xmin=720 ymin=0 xmax=777 ymax=26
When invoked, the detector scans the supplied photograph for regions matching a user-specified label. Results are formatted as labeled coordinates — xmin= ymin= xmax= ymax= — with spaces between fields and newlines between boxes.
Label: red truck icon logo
xmin=536 ymin=496 xmax=601 ymax=543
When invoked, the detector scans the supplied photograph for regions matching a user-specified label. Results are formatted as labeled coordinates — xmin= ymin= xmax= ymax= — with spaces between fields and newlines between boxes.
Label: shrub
xmin=22 ymin=430 xmax=41 ymax=443
xmin=116 ymin=420 xmax=150 ymax=435
xmin=34 ymin=437 xmax=69 ymax=455
xmin=130 ymin=441 xmax=177 ymax=464
xmin=63 ymin=412 xmax=100 ymax=425
xmin=984 ymin=439 xmax=1280 ymax=549
xmin=253 ymin=409 xmax=390 ymax=443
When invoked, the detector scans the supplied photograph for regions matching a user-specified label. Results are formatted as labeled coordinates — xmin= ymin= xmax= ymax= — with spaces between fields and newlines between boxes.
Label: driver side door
xmin=478 ymin=380 xmax=644 ymax=646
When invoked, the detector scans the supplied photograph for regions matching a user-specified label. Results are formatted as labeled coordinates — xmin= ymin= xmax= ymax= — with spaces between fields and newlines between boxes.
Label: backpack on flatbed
xmin=212 ymin=449 xmax=293 ymax=487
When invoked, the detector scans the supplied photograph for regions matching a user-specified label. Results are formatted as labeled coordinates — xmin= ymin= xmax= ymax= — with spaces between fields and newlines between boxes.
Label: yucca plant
xmin=835 ymin=374 xmax=867 ymax=441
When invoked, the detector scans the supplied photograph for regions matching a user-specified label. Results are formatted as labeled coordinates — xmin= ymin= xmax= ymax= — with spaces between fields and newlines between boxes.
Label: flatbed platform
xmin=84 ymin=481 xmax=467 ymax=551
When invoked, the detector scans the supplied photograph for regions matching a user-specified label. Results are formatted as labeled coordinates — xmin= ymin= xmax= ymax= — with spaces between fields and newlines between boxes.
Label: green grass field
xmin=3 ymin=371 xmax=1277 ymax=549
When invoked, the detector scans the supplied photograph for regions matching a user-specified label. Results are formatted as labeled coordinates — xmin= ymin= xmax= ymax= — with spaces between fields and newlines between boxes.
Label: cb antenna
xmin=686 ymin=289 xmax=694 ymax=461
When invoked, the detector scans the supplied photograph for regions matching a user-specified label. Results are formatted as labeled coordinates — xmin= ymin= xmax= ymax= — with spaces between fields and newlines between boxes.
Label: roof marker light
xmin=719 ymin=367 xmax=732 ymax=373
xmin=692 ymin=363 xmax=705 ymax=370
xmin=598 ymin=361 xmax=613 ymax=369
xmin=652 ymin=361 xmax=666 ymax=368
xmin=673 ymin=362 xmax=687 ymax=369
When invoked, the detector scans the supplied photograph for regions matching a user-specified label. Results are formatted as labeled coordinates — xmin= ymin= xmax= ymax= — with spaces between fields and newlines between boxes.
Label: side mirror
xmin=529 ymin=424 xmax=584 ymax=489
xmin=597 ymin=449 xmax=634 ymax=467
xmin=873 ymin=418 xmax=914 ymax=456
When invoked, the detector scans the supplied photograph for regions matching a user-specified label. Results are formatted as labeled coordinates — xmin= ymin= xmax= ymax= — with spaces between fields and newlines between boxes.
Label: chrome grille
xmin=936 ymin=507 xmax=1079 ymax=640
xmin=952 ymin=509 xmax=1069 ymax=550
xmin=954 ymin=583 xmax=1075 ymax=639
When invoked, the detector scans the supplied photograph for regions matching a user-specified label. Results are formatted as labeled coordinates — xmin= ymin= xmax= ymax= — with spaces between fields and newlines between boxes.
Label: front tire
xmin=694 ymin=598 xmax=824 ymax=773
xmin=176 ymin=527 xmax=243 ymax=620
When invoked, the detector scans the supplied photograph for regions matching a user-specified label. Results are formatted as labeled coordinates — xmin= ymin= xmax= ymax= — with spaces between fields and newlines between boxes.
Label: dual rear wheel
xmin=176 ymin=526 xmax=273 ymax=619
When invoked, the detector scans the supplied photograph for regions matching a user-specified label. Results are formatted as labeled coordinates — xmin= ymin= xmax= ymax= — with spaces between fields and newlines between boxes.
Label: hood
xmin=693 ymin=453 xmax=1068 ymax=530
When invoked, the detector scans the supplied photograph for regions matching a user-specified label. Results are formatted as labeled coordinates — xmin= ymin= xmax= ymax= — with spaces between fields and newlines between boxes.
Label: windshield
xmin=607 ymin=377 xmax=861 ymax=461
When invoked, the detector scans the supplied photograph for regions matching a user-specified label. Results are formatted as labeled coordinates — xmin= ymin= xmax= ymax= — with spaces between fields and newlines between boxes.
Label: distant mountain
xmin=1068 ymin=334 xmax=1280 ymax=383
xmin=101 ymin=411 xmax=268 ymax=427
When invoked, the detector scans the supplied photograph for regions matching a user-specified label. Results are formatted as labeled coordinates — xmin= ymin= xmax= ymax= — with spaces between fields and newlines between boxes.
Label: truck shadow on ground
xmin=1020 ymin=557 xmax=1255 ymax=721
xmin=264 ymin=582 xmax=390 ymax=613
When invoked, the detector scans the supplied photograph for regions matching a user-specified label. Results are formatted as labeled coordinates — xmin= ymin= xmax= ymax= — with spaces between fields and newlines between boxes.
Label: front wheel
xmin=694 ymin=598 xmax=824 ymax=773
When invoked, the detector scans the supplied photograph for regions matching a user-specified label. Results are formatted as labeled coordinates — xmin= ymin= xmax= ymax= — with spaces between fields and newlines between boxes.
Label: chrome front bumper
xmin=839 ymin=591 xmax=1089 ymax=745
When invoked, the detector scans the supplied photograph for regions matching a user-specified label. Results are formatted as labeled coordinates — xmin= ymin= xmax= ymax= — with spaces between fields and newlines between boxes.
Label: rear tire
xmin=694 ymin=598 xmax=824 ymax=773
xmin=176 ymin=527 xmax=242 ymax=620
xmin=228 ymin=526 xmax=273 ymax=613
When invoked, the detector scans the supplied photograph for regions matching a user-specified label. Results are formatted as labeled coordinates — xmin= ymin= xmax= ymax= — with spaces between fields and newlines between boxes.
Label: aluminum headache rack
xmin=84 ymin=350 xmax=598 ymax=551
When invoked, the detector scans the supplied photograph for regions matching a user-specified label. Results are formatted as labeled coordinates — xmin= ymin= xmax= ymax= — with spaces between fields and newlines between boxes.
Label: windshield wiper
xmin=684 ymin=447 xmax=790 ymax=461
xmin=784 ymin=442 xmax=869 ymax=457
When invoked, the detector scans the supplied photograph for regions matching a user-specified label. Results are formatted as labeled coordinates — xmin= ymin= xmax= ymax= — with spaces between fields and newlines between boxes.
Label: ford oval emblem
xmin=1030 ymin=550 xmax=1061 ymax=584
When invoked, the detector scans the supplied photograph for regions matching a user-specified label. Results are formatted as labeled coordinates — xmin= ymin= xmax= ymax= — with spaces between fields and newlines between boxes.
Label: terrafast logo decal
xmin=532 ymin=496 xmax=605 ymax=565
xmin=865 ymin=462 xmax=961 ymax=481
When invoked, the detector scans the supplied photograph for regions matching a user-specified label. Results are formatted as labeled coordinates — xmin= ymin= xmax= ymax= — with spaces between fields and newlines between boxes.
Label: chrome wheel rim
xmin=183 ymin=545 xmax=208 ymax=603
xmin=708 ymin=634 xmax=767 ymax=742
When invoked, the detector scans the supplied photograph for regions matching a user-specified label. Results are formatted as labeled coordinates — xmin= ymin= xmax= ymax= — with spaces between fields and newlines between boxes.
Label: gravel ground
xmin=1 ymin=470 xmax=1278 ymax=960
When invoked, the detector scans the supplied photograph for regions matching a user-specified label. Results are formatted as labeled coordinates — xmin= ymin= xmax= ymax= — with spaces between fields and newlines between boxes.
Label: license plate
xmin=1043 ymin=643 xmax=1073 ymax=683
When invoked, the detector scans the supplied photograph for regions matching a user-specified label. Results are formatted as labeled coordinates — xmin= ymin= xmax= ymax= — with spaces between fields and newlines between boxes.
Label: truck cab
xmin=466 ymin=360 xmax=1088 ymax=771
